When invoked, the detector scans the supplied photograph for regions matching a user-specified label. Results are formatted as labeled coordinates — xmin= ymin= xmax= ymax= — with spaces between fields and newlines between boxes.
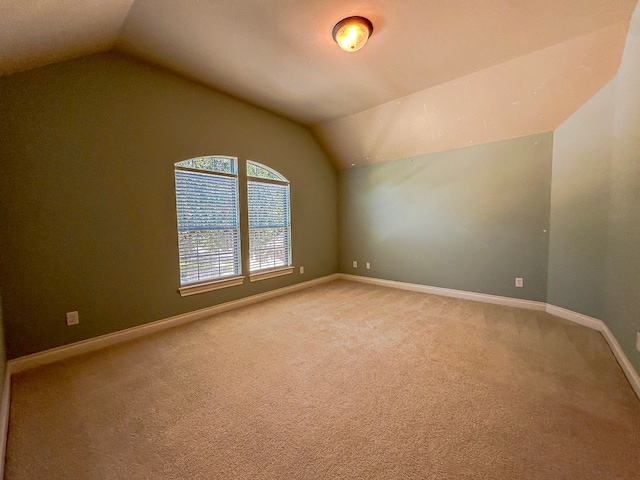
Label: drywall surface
xmin=339 ymin=133 xmax=553 ymax=301
xmin=0 ymin=52 xmax=338 ymax=358
xmin=548 ymin=82 xmax=615 ymax=319
xmin=315 ymin=22 xmax=628 ymax=170
xmin=606 ymin=3 xmax=640 ymax=374
xmin=550 ymin=2 xmax=640 ymax=373
xmin=0 ymin=296 xmax=6 ymax=393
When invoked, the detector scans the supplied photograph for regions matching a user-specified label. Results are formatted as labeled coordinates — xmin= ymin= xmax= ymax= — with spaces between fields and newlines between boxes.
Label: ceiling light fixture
xmin=332 ymin=16 xmax=373 ymax=52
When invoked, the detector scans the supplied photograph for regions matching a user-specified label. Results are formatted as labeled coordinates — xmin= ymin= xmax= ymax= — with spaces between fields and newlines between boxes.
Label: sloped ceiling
xmin=0 ymin=0 xmax=135 ymax=75
xmin=1 ymin=0 xmax=637 ymax=169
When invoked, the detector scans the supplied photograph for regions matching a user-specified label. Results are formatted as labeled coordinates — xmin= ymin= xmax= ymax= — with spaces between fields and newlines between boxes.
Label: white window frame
xmin=174 ymin=156 xmax=244 ymax=296
xmin=247 ymin=161 xmax=293 ymax=282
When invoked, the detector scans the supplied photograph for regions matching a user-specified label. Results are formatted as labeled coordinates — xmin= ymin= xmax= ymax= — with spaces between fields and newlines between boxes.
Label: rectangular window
xmin=175 ymin=159 xmax=241 ymax=286
xmin=247 ymin=179 xmax=291 ymax=272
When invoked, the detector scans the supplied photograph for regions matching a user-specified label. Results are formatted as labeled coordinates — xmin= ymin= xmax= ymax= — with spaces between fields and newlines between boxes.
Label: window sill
xmin=249 ymin=266 xmax=294 ymax=283
xmin=178 ymin=276 xmax=245 ymax=297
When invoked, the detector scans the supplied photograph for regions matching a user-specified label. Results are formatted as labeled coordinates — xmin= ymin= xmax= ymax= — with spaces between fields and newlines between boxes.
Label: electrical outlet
xmin=366 ymin=262 xmax=371 ymax=269
xmin=636 ymin=332 xmax=640 ymax=352
xmin=352 ymin=260 xmax=357 ymax=268
xmin=66 ymin=311 xmax=79 ymax=326
xmin=299 ymin=266 xmax=304 ymax=274
xmin=515 ymin=278 xmax=524 ymax=288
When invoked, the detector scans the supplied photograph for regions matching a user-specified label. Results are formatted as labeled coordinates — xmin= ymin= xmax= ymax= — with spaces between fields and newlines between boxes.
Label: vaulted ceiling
xmin=1 ymin=0 xmax=637 ymax=168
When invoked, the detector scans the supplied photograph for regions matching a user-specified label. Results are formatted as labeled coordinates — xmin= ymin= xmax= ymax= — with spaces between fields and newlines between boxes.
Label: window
xmin=174 ymin=157 xmax=293 ymax=295
xmin=174 ymin=156 xmax=243 ymax=295
xmin=247 ymin=161 xmax=293 ymax=280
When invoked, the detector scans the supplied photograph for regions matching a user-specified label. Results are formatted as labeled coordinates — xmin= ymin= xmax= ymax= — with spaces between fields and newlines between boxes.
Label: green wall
xmin=606 ymin=5 xmax=640 ymax=374
xmin=549 ymin=4 xmax=640 ymax=372
xmin=0 ymin=14 xmax=637 ymax=378
xmin=339 ymin=133 xmax=553 ymax=301
xmin=0 ymin=52 xmax=338 ymax=359
xmin=548 ymin=82 xmax=614 ymax=320
xmin=0 ymin=296 xmax=6 ymax=393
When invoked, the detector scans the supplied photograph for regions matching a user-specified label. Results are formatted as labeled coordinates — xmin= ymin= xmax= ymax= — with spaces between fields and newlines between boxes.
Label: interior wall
xmin=0 ymin=52 xmax=338 ymax=359
xmin=547 ymin=82 xmax=614 ymax=319
xmin=338 ymin=133 xmax=553 ymax=302
xmin=549 ymin=3 xmax=640 ymax=372
xmin=605 ymin=3 xmax=640 ymax=373
xmin=0 ymin=296 xmax=6 ymax=393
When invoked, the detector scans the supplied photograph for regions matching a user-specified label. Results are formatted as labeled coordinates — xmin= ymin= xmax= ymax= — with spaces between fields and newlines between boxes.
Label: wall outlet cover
xmin=515 ymin=278 xmax=524 ymax=287
xmin=66 ymin=311 xmax=79 ymax=326
xmin=352 ymin=261 xmax=357 ymax=268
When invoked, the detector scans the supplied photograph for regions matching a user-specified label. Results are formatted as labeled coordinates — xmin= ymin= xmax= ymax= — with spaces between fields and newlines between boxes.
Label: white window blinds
xmin=247 ymin=161 xmax=291 ymax=272
xmin=174 ymin=157 xmax=240 ymax=285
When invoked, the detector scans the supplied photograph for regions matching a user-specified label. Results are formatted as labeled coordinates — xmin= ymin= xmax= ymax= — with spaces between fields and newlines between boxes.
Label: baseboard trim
xmin=5 ymin=271 xmax=639 ymax=400
xmin=544 ymin=304 xmax=604 ymax=331
xmin=338 ymin=274 xmax=547 ymax=311
xmin=546 ymin=304 xmax=640 ymax=400
xmin=8 ymin=274 xmax=339 ymax=375
xmin=2 ymin=272 xmax=637 ymax=477
xmin=0 ymin=369 xmax=11 ymax=479
xmin=338 ymin=274 xmax=640 ymax=400
xmin=600 ymin=327 xmax=640 ymax=400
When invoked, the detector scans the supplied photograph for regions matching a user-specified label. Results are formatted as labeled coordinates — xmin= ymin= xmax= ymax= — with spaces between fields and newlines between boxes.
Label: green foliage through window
xmin=176 ymin=156 xmax=236 ymax=175
xmin=247 ymin=161 xmax=287 ymax=181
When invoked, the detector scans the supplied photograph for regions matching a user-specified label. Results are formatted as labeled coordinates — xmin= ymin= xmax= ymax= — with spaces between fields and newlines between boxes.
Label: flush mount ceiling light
xmin=332 ymin=16 xmax=373 ymax=52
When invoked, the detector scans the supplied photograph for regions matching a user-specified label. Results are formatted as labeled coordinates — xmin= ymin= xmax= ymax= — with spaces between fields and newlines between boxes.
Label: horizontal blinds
xmin=175 ymin=169 xmax=240 ymax=284
xmin=248 ymin=180 xmax=291 ymax=272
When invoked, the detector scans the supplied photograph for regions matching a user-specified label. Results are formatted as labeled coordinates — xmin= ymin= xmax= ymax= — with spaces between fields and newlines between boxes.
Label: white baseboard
xmin=545 ymin=304 xmax=604 ymax=331
xmin=0 ymin=369 xmax=11 ymax=479
xmin=600 ymin=327 xmax=640 ymax=400
xmin=338 ymin=274 xmax=640 ymax=400
xmin=338 ymin=274 xmax=547 ymax=311
xmin=8 ymin=274 xmax=339 ymax=375
xmin=1 ymin=271 xmax=636 ymax=479
xmin=4 ymin=271 xmax=639 ymax=402
xmin=546 ymin=304 xmax=640 ymax=400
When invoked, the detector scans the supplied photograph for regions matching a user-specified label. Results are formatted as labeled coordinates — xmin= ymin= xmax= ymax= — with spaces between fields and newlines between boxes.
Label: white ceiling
xmin=0 ymin=0 xmax=134 ymax=75
xmin=1 ymin=0 xmax=637 ymax=168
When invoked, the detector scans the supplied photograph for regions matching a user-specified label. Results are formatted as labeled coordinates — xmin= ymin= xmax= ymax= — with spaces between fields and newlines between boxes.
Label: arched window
xmin=247 ymin=161 xmax=292 ymax=275
xmin=174 ymin=156 xmax=242 ymax=295
xmin=174 ymin=157 xmax=293 ymax=295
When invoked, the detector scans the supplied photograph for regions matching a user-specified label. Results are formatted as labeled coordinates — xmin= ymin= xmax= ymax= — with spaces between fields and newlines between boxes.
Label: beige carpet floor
xmin=5 ymin=279 xmax=640 ymax=479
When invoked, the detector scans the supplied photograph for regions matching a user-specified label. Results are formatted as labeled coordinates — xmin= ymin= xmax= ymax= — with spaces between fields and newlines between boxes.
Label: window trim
xmin=174 ymin=156 xmax=242 ymax=289
xmin=247 ymin=160 xmax=292 ymax=275
xmin=178 ymin=275 xmax=245 ymax=297
xmin=174 ymin=156 xmax=294 ymax=295
xmin=249 ymin=266 xmax=294 ymax=283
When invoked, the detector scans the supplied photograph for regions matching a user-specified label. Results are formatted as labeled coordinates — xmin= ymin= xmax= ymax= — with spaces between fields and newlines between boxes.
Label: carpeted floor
xmin=5 ymin=279 xmax=640 ymax=479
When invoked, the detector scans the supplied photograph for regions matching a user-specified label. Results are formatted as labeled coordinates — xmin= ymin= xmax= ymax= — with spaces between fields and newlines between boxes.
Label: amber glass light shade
xmin=332 ymin=16 xmax=373 ymax=52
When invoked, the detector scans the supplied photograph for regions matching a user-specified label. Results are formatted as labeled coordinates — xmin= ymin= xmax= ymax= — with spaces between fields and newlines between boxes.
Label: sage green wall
xmin=549 ymin=4 xmax=640 ymax=373
xmin=0 ymin=52 xmax=338 ymax=359
xmin=0 ymin=296 xmax=6 ymax=394
xmin=606 ymin=4 xmax=640 ymax=374
xmin=548 ymin=82 xmax=614 ymax=320
xmin=339 ymin=133 xmax=553 ymax=301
